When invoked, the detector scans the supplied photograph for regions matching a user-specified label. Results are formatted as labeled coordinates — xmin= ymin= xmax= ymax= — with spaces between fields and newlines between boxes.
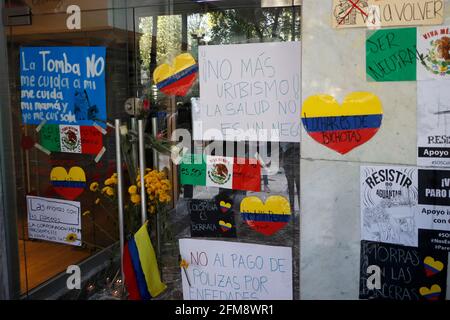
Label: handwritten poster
xmin=39 ymin=124 xmax=103 ymax=155
xmin=195 ymin=42 xmax=301 ymax=142
xmin=179 ymin=239 xmax=292 ymax=300
xmin=27 ymin=196 xmax=82 ymax=246
xmin=417 ymin=80 xmax=450 ymax=167
xmin=361 ymin=166 xmax=418 ymax=247
xmin=180 ymin=154 xmax=261 ymax=192
xmin=359 ymin=240 xmax=448 ymax=301
xmin=366 ymin=28 xmax=417 ymax=82
xmin=20 ymin=46 xmax=106 ymax=127
xmin=417 ymin=169 xmax=450 ymax=231
xmin=189 ymin=199 xmax=236 ymax=238
xmin=333 ymin=0 xmax=444 ymax=29
xmin=417 ymin=25 xmax=450 ymax=80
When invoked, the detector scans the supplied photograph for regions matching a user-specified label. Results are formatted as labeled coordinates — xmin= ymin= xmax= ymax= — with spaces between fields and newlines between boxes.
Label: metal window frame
xmin=0 ymin=0 xmax=21 ymax=300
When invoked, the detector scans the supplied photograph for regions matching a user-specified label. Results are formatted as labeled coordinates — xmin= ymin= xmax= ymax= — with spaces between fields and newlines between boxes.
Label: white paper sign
xmin=196 ymin=42 xmax=301 ymax=142
xmin=361 ymin=166 xmax=418 ymax=247
xmin=27 ymin=196 xmax=82 ymax=246
xmin=417 ymin=80 xmax=450 ymax=167
xmin=179 ymin=239 xmax=293 ymax=300
xmin=417 ymin=25 xmax=450 ymax=81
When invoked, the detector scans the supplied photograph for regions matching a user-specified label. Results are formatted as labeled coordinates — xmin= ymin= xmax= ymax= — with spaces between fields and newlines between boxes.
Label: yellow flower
xmin=65 ymin=233 xmax=78 ymax=243
xmin=137 ymin=181 xmax=142 ymax=188
xmin=83 ymin=211 xmax=91 ymax=216
xmin=102 ymin=187 xmax=115 ymax=197
xmin=95 ymin=198 xmax=101 ymax=205
xmin=90 ymin=182 xmax=99 ymax=192
xmin=128 ymin=185 xmax=138 ymax=195
xmin=131 ymin=194 xmax=141 ymax=204
xmin=148 ymin=205 xmax=156 ymax=214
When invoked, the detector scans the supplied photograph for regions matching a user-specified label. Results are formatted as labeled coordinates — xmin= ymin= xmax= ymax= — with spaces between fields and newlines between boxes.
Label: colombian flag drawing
xmin=240 ymin=196 xmax=291 ymax=236
xmin=50 ymin=166 xmax=86 ymax=201
xmin=302 ymin=92 xmax=383 ymax=155
xmin=153 ymin=53 xmax=198 ymax=97
xmin=420 ymin=285 xmax=442 ymax=301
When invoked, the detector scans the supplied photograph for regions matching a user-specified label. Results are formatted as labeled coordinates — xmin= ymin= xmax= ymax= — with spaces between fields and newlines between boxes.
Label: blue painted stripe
xmin=128 ymin=238 xmax=152 ymax=300
xmin=301 ymin=114 xmax=382 ymax=133
xmin=241 ymin=213 xmax=291 ymax=223
xmin=50 ymin=181 xmax=86 ymax=188
xmin=156 ymin=64 xmax=198 ymax=89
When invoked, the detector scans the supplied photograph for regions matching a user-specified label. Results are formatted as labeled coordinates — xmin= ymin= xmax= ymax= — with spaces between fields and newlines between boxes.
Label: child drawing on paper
xmin=74 ymin=90 xmax=99 ymax=121
xmin=362 ymin=187 xmax=417 ymax=246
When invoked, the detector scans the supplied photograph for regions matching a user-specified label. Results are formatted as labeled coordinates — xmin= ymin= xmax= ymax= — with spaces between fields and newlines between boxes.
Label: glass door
xmin=6 ymin=0 xmax=136 ymax=296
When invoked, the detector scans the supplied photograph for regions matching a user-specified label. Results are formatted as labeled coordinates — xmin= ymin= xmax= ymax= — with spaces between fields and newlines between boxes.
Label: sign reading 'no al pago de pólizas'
xmin=20 ymin=47 xmax=106 ymax=127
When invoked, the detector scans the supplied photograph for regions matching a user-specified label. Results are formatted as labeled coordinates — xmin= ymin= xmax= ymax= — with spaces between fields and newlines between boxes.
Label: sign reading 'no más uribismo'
xmin=195 ymin=42 xmax=301 ymax=143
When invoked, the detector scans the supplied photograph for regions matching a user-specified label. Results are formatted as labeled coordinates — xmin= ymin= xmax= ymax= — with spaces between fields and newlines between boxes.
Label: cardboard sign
xmin=40 ymin=124 xmax=103 ymax=155
xmin=417 ymin=80 xmax=450 ymax=167
xmin=417 ymin=169 xmax=450 ymax=231
xmin=366 ymin=28 xmax=417 ymax=81
xmin=332 ymin=0 xmax=444 ymax=29
xmin=179 ymin=239 xmax=293 ymax=300
xmin=417 ymin=25 xmax=450 ymax=80
xmin=180 ymin=154 xmax=261 ymax=192
xmin=361 ymin=166 xmax=418 ymax=247
xmin=20 ymin=47 xmax=106 ymax=127
xmin=27 ymin=196 xmax=81 ymax=246
xmin=189 ymin=199 xmax=236 ymax=238
xmin=419 ymin=229 xmax=450 ymax=252
xmin=359 ymin=240 xmax=448 ymax=301
xmin=196 ymin=42 xmax=301 ymax=142
xmin=302 ymin=92 xmax=383 ymax=154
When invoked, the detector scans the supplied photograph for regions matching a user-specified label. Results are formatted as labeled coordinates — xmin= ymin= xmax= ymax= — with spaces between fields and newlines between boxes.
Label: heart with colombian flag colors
xmin=420 ymin=285 xmax=442 ymax=301
xmin=153 ymin=53 xmax=198 ymax=97
xmin=219 ymin=201 xmax=232 ymax=213
xmin=50 ymin=167 xmax=87 ymax=201
xmin=301 ymin=92 xmax=383 ymax=155
xmin=219 ymin=220 xmax=233 ymax=232
xmin=424 ymin=256 xmax=444 ymax=277
xmin=240 ymin=196 xmax=291 ymax=236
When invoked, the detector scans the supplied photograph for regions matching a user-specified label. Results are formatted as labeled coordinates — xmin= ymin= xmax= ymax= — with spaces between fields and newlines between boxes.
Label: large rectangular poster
xmin=20 ymin=46 xmax=106 ymax=127
xmin=417 ymin=80 xmax=450 ymax=167
xmin=359 ymin=240 xmax=448 ymax=301
xmin=195 ymin=42 xmax=301 ymax=142
xmin=179 ymin=239 xmax=293 ymax=300
xmin=27 ymin=196 xmax=82 ymax=246
xmin=365 ymin=26 xmax=450 ymax=82
xmin=417 ymin=169 xmax=450 ymax=231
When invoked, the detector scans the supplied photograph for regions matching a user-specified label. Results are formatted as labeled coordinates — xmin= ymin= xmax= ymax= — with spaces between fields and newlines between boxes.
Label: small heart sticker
xmin=219 ymin=220 xmax=232 ymax=232
xmin=220 ymin=201 xmax=232 ymax=213
xmin=420 ymin=284 xmax=441 ymax=301
xmin=424 ymin=256 xmax=444 ymax=277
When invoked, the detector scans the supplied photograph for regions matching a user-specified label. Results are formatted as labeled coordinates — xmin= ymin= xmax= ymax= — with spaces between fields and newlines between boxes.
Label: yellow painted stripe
xmin=302 ymin=92 xmax=383 ymax=118
xmin=134 ymin=222 xmax=167 ymax=297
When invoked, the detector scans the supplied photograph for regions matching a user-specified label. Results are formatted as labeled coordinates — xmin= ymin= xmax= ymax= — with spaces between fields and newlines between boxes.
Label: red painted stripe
xmin=308 ymin=128 xmax=380 ymax=155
